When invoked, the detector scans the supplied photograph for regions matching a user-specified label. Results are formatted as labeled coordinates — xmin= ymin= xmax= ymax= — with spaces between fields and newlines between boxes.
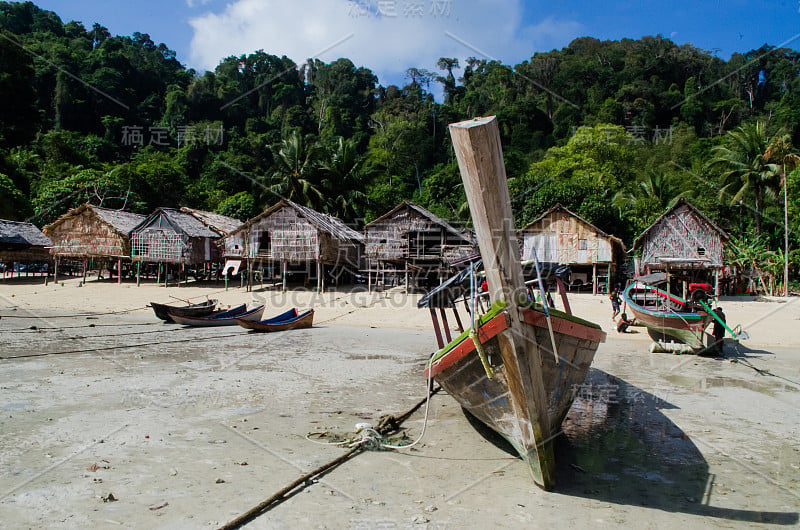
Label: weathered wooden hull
xmin=236 ymin=308 xmax=314 ymax=332
xmin=622 ymin=285 xmax=710 ymax=349
xmin=151 ymin=300 xmax=217 ymax=322
xmin=425 ymin=305 xmax=605 ymax=485
xmin=170 ymin=304 xmax=265 ymax=327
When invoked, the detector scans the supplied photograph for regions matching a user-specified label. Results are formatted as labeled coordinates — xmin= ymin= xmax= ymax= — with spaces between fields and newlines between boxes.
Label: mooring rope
xmin=219 ymin=386 xmax=441 ymax=530
xmin=0 ymin=305 xmax=150 ymax=318
xmin=305 ymin=362 xmax=436 ymax=451
xmin=2 ymin=322 xmax=161 ymax=333
xmin=0 ymin=330 xmax=246 ymax=360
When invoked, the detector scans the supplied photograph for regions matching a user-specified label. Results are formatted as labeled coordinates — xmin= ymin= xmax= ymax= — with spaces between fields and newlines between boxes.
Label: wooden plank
xmin=449 ymin=116 xmax=555 ymax=489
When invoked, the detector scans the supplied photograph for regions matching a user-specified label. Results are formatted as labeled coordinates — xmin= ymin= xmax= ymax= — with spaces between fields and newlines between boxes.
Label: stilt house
xmin=43 ymin=204 xmax=146 ymax=281
xmin=220 ymin=199 xmax=363 ymax=291
xmin=130 ymin=207 xmax=235 ymax=265
xmin=363 ymin=201 xmax=475 ymax=290
xmin=632 ymin=198 xmax=728 ymax=295
xmin=520 ymin=204 xmax=625 ymax=294
xmin=0 ymin=219 xmax=51 ymax=264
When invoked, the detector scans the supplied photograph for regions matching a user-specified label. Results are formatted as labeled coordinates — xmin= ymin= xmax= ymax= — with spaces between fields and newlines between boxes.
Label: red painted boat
xmin=420 ymin=116 xmax=606 ymax=490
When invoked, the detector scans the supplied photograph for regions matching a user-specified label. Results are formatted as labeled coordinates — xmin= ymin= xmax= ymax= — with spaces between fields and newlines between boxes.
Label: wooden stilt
xmin=136 ymin=261 xmax=141 ymax=286
xmin=439 ymin=308 xmax=452 ymax=342
xmin=282 ymin=261 xmax=287 ymax=291
xmin=82 ymin=259 xmax=88 ymax=283
xmin=451 ymin=306 xmax=464 ymax=333
xmin=429 ymin=308 xmax=445 ymax=349
xmin=316 ymin=261 xmax=322 ymax=293
xmin=53 ymin=257 xmax=59 ymax=284
xmin=118 ymin=258 xmax=122 ymax=285
xmin=592 ymin=263 xmax=597 ymax=295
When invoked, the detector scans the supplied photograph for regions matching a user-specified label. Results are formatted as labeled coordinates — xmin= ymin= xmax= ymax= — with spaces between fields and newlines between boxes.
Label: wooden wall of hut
xmin=522 ymin=215 xmax=615 ymax=265
xmin=365 ymin=208 xmax=472 ymax=262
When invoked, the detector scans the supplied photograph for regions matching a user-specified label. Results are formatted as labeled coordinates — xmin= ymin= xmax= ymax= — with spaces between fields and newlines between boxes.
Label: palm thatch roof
xmin=180 ymin=207 xmax=242 ymax=235
xmin=43 ymin=203 xmax=146 ymax=237
xmin=365 ymin=201 xmax=472 ymax=243
xmin=632 ymin=198 xmax=729 ymax=251
xmin=134 ymin=208 xmax=219 ymax=238
xmin=231 ymin=199 xmax=363 ymax=243
xmin=0 ymin=219 xmax=51 ymax=249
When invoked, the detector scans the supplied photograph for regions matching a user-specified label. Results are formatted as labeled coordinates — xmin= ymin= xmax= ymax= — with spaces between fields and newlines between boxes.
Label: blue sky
xmin=15 ymin=0 xmax=800 ymax=88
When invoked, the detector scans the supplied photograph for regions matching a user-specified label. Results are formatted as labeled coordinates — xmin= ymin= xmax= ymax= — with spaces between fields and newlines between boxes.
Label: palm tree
xmin=268 ymin=131 xmax=324 ymax=209
xmin=319 ymin=137 xmax=370 ymax=219
xmin=707 ymin=122 xmax=780 ymax=236
xmin=611 ymin=171 xmax=687 ymax=233
xmin=764 ymin=133 xmax=800 ymax=296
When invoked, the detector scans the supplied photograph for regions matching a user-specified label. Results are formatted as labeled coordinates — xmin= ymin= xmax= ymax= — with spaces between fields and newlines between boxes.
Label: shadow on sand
xmin=464 ymin=368 xmax=798 ymax=525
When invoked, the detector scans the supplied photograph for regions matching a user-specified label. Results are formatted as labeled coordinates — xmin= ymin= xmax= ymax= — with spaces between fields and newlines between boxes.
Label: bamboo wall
xmin=132 ymin=231 xmax=216 ymax=264
xmin=365 ymin=209 xmax=470 ymax=262
xmin=0 ymin=248 xmax=51 ymax=262
xmin=639 ymin=205 xmax=724 ymax=269
xmin=247 ymin=207 xmax=319 ymax=262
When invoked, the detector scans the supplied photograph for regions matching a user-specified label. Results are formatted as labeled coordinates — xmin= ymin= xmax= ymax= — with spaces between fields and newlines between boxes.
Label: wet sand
xmin=1 ymin=278 xmax=799 ymax=528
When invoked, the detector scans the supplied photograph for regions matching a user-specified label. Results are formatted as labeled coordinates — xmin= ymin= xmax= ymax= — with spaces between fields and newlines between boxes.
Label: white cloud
xmin=188 ymin=0 xmax=582 ymax=84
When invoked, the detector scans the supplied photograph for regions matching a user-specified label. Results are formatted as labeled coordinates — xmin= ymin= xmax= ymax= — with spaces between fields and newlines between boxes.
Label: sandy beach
xmin=1 ymin=276 xmax=799 ymax=528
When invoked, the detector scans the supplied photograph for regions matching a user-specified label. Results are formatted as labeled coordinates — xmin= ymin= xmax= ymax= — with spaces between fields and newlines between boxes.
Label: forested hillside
xmin=1 ymin=1 xmax=799 ymax=285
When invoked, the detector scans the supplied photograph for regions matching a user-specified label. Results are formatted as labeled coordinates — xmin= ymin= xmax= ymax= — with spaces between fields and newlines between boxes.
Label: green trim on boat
xmin=427 ymin=301 xmax=507 ymax=368
xmin=425 ymin=297 xmax=604 ymax=370
xmin=521 ymin=301 xmax=604 ymax=331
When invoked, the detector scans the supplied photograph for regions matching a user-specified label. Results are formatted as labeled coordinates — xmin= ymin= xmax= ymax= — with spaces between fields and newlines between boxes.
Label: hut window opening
xmin=697 ymin=247 xmax=706 ymax=256
xmin=259 ymin=231 xmax=271 ymax=252
xmin=579 ymin=239 xmax=588 ymax=250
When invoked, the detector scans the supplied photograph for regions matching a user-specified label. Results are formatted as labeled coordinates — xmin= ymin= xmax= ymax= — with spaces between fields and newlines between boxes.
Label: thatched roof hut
xmin=520 ymin=204 xmax=625 ymax=294
xmin=43 ymin=204 xmax=145 ymax=259
xmin=632 ymin=198 xmax=729 ymax=294
xmin=180 ymin=207 xmax=242 ymax=235
xmin=363 ymin=201 xmax=474 ymax=290
xmin=0 ymin=219 xmax=51 ymax=262
xmin=222 ymin=199 xmax=363 ymax=290
xmin=633 ymin=198 xmax=728 ymax=271
xmin=130 ymin=207 xmax=234 ymax=265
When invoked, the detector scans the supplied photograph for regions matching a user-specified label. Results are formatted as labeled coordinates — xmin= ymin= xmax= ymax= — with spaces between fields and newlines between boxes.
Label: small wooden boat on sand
xmin=621 ymin=274 xmax=712 ymax=349
xmin=235 ymin=308 xmax=314 ymax=332
xmin=170 ymin=304 xmax=265 ymax=327
xmin=425 ymin=116 xmax=606 ymax=490
xmin=151 ymin=299 xmax=217 ymax=322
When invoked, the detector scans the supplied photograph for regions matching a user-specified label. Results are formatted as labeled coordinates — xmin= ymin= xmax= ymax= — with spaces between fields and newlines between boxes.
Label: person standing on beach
xmin=609 ymin=289 xmax=621 ymax=320
xmin=711 ymin=307 xmax=726 ymax=356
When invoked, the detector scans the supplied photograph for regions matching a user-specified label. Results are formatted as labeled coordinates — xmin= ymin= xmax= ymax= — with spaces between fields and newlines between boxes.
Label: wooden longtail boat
xmin=428 ymin=116 xmax=606 ymax=490
xmin=150 ymin=299 xmax=217 ymax=322
xmin=621 ymin=278 xmax=712 ymax=349
xmin=235 ymin=308 xmax=314 ymax=332
xmin=169 ymin=304 xmax=265 ymax=327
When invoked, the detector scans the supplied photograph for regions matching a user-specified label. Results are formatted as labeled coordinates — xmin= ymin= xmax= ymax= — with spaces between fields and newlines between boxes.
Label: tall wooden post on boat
xmin=449 ymin=116 xmax=556 ymax=489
